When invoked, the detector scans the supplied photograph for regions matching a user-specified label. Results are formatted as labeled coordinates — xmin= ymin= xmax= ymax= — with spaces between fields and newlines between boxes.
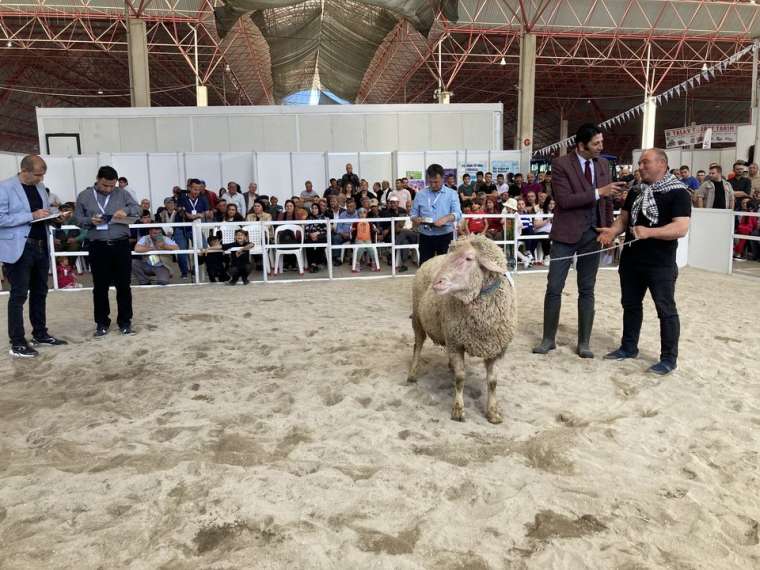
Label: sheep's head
xmin=431 ymin=235 xmax=508 ymax=303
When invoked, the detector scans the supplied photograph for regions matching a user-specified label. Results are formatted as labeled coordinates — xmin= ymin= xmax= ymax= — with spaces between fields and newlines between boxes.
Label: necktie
xmin=584 ymin=160 xmax=593 ymax=186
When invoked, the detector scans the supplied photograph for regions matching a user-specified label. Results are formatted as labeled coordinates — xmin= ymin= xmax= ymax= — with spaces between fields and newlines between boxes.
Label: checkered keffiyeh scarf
xmin=630 ymin=173 xmax=685 ymax=227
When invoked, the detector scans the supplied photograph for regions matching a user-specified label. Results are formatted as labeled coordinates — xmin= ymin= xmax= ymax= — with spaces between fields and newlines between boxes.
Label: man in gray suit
xmin=0 ymin=155 xmax=71 ymax=357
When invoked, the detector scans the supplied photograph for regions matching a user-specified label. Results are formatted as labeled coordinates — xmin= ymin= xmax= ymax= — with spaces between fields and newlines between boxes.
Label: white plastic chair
xmin=242 ymin=223 xmax=271 ymax=274
xmin=395 ymin=245 xmax=419 ymax=267
xmin=218 ymin=225 xmax=237 ymax=245
xmin=273 ymin=224 xmax=304 ymax=275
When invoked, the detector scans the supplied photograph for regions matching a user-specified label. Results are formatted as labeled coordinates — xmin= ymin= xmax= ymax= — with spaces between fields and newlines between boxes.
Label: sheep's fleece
xmin=412 ymin=235 xmax=517 ymax=359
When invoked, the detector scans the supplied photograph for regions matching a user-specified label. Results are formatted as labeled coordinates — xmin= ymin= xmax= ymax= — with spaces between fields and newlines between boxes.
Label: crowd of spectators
xmin=14 ymin=157 xmax=756 ymax=291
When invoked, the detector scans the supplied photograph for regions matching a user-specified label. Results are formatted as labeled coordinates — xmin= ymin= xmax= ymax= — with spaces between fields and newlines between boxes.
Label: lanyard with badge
xmin=93 ymin=189 xmax=110 ymax=230
xmin=188 ymin=197 xmax=199 ymax=216
xmin=422 ymin=190 xmax=442 ymax=225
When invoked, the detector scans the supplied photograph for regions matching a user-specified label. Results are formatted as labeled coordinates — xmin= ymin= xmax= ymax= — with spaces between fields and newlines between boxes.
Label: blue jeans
xmin=173 ymin=229 xmax=189 ymax=277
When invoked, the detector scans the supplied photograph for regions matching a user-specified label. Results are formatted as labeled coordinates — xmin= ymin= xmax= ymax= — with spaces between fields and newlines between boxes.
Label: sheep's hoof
xmin=451 ymin=404 xmax=465 ymax=422
xmin=407 ymin=375 xmax=417 ymax=383
xmin=486 ymin=410 xmax=503 ymax=425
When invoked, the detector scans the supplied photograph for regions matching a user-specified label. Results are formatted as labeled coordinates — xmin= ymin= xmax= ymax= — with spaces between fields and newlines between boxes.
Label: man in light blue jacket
xmin=0 ymin=155 xmax=70 ymax=357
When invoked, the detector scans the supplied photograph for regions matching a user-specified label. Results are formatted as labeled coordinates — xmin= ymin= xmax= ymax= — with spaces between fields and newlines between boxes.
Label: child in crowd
xmin=462 ymin=201 xmax=487 ymax=235
xmin=201 ymin=235 xmax=228 ymax=283
xmin=351 ymin=208 xmax=380 ymax=272
xmin=517 ymin=197 xmax=537 ymax=267
xmin=224 ymin=229 xmax=253 ymax=285
xmin=56 ymin=257 xmax=80 ymax=289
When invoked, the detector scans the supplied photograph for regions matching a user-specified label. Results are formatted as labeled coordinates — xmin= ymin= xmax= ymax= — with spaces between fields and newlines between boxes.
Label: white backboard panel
xmin=110 ymin=154 xmax=150 ymax=203
xmin=256 ymin=153 xmax=292 ymax=201
xmin=184 ymin=153 xmax=223 ymax=191
xmin=291 ymin=152 xmax=327 ymax=193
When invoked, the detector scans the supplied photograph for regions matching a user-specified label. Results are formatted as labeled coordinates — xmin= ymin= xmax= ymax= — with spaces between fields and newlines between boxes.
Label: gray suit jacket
xmin=0 ymin=175 xmax=49 ymax=264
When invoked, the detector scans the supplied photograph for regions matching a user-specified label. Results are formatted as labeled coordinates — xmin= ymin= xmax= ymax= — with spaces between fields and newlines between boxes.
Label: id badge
xmin=96 ymin=223 xmax=109 ymax=231
xmin=191 ymin=209 xmax=197 ymax=215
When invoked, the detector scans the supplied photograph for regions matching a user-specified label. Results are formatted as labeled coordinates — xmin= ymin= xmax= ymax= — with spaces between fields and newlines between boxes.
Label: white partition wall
xmin=395 ymin=152 xmax=426 ymax=181
xmin=220 ymin=153 xmax=255 ymax=193
xmin=291 ymin=152 xmax=327 ymax=193
xmin=72 ymin=156 xmax=99 ymax=197
xmin=328 ymin=153 xmax=358 ymax=182
xmin=41 ymin=156 xmax=77 ymax=202
xmin=110 ymin=154 xmax=150 ymax=203
xmin=0 ymin=153 xmax=20 ymax=180
xmin=687 ymin=208 xmax=734 ymax=274
xmin=358 ymin=152 xmax=393 ymax=186
xmin=37 ymin=104 xmax=504 ymax=154
xmin=184 ymin=153 xmax=222 ymax=191
xmin=255 ymin=153 xmax=292 ymax=201
xmin=148 ymin=154 xmax=184 ymax=201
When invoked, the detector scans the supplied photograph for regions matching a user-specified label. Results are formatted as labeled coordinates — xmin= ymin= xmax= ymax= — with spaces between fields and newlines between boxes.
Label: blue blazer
xmin=0 ymin=175 xmax=50 ymax=264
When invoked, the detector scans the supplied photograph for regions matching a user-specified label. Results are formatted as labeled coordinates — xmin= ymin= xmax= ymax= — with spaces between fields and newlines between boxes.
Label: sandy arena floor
xmin=0 ymin=268 xmax=758 ymax=569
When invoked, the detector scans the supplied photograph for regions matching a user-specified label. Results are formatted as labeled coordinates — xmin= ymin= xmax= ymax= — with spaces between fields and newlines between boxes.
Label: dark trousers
xmin=619 ymin=261 xmax=680 ymax=365
xmin=542 ymin=227 xmax=601 ymax=317
xmin=3 ymin=241 xmax=49 ymax=345
xmin=228 ymin=254 xmax=252 ymax=283
xmin=89 ymin=239 xmax=133 ymax=328
xmin=419 ymin=232 xmax=453 ymax=266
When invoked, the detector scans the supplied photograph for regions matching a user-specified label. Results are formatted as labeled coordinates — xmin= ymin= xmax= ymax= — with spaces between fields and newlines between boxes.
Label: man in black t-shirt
xmin=597 ymin=148 xmax=691 ymax=376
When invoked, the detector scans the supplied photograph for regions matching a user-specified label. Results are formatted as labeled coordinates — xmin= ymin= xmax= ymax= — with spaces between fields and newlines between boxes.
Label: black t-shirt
xmin=621 ymin=185 xmax=692 ymax=267
xmin=23 ymin=184 xmax=46 ymax=240
xmin=713 ymin=180 xmax=726 ymax=210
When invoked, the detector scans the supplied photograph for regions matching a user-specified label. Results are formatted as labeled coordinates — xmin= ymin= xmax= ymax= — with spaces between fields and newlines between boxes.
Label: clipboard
xmin=31 ymin=213 xmax=62 ymax=224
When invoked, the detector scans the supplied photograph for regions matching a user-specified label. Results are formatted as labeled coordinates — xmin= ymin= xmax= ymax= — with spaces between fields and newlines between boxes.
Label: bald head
xmin=19 ymin=155 xmax=47 ymax=185
xmin=637 ymin=148 xmax=669 ymax=184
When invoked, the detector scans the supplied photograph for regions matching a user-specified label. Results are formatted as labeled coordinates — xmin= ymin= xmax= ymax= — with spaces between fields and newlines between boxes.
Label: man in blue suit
xmin=0 ymin=155 xmax=70 ymax=357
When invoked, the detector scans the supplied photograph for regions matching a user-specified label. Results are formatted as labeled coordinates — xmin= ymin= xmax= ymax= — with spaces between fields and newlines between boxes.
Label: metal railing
xmin=40 ymin=212 xmax=625 ymax=290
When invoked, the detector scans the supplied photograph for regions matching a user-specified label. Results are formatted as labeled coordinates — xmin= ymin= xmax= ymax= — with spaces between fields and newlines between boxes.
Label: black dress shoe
xmin=647 ymin=361 xmax=676 ymax=376
xmin=94 ymin=326 xmax=109 ymax=338
xmin=120 ymin=325 xmax=136 ymax=336
xmin=32 ymin=335 xmax=68 ymax=346
xmin=10 ymin=344 xmax=39 ymax=358
xmin=604 ymin=348 xmax=639 ymax=360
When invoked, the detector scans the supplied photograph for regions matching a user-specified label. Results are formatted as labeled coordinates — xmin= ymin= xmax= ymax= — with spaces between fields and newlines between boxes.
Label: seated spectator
xmin=53 ymin=203 xmax=85 ymax=253
xmin=517 ymin=197 xmax=537 ymax=261
xmin=343 ymin=182 xmax=356 ymax=201
xmin=479 ymin=172 xmax=497 ymax=197
xmin=156 ymin=197 xmax=180 ymax=236
xmin=461 ymin=201 xmax=487 ymax=236
xmin=130 ymin=209 xmax=153 ymax=248
xmin=523 ymin=172 xmax=541 ymax=196
xmin=524 ymin=191 xmax=540 ymax=214
xmin=734 ymin=198 xmax=758 ymax=260
xmin=445 ymin=174 xmax=457 ymax=191
xmin=335 ymin=199 xmax=357 ymax=257
xmin=246 ymin=200 xmax=272 ymax=223
xmin=501 ymin=198 xmax=518 ymax=258
xmin=223 ymin=203 xmax=244 ymax=223
xmin=533 ymin=196 xmax=555 ymax=263
xmin=324 ymin=196 xmax=346 ymax=265
xmin=458 ymin=173 xmax=475 ymax=206
xmin=351 ymin=208 xmax=380 ymax=272
xmin=389 ymin=197 xmax=417 ymax=272
xmin=139 ymin=198 xmax=151 ymax=214
xmin=268 ymin=196 xmax=283 ymax=218
xmin=243 ymin=182 xmax=258 ymax=213
xmin=358 ymin=195 xmax=371 ymax=214
xmin=337 ymin=194 xmax=347 ymax=208
xmin=224 ymin=229 xmax=253 ymax=285
xmin=373 ymin=182 xmax=386 ymax=204
xmin=368 ymin=198 xmax=381 ymax=222
xmin=496 ymin=173 xmax=509 ymax=197
xmin=381 ymin=180 xmax=391 ymax=201
xmin=212 ymin=198 xmax=228 ymax=223
xmin=304 ymin=203 xmax=327 ymax=273
xmin=483 ymin=198 xmax=503 ymax=242
xmin=508 ymin=173 xmax=523 ymax=198
xmin=301 ymin=180 xmax=319 ymax=207
xmin=224 ymin=181 xmax=245 ymax=214
xmin=56 ymin=257 xmax=81 ymax=289
xmin=355 ymin=180 xmax=376 ymax=205
xmin=200 ymin=235 xmax=228 ymax=282
xmin=132 ymin=226 xmax=179 ymax=286
xmin=277 ymin=199 xmax=297 ymax=222
xmin=389 ymin=179 xmax=412 ymax=207
xmin=324 ymin=178 xmax=340 ymax=197
xmin=317 ymin=198 xmax=328 ymax=215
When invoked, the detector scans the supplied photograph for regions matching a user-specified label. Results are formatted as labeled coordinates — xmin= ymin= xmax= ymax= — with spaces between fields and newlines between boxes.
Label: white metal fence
xmin=31 ymin=211 xmax=629 ymax=291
